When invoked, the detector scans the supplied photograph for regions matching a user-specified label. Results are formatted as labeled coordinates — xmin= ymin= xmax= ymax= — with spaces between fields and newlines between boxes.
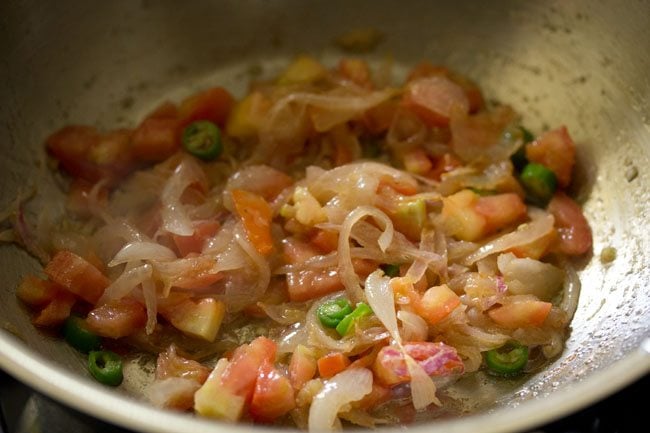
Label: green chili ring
xmin=335 ymin=302 xmax=373 ymax=336
xmin=485 ymin=341 xmax=529 ymax=376
xmin=317 ymin=298 xmax=353 ymax=328
xmin=182 ymin=120 xmax=223 ymax=161
xmin=63 ymin=315 xmax=102 ymax=353
xmin=88 ymin=350 xmax=124 ymax=386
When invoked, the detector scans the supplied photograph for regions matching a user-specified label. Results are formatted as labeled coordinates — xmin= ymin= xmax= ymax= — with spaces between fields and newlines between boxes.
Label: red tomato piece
xmin=338 ymin=58 xmax=373 ymax=88
xmin=156 ymin=345 xmax=210 ymax=384
xmin=547 ymin=192 xmax=593 ymax=255
xmin=488 ymin=300 xmax=552 ymax=329
xmin=231 ymin=189 xmax=274 ymax=255
xmin=526 ymin=126 xmax=576 ymax=188
xmin=44 ymin=250 xmax=110 ymax=304
xmin=475 ymin=193 xmax=527 ymax=233
xmin=286 ymin=259 xmax=376 ymax=302
xmin=288 ymin=345 xmax=317 ymax=390
xmin=178 ymin=87 xmax=235 ymax=128
xmin=317 ymin=352 xmax=351 ymax=379
xmin=249 ymin=360 xmax=296 ymax=423
xmin=16 ymin=276 xmax=63 ymax=308
xmin=220 ymin=337 xmax=277 ymax=401
xmin=402 ymin=76 xmax=470 ymax=127
xmin=131 ymin=117 xmax=181 ymax=162
xmin=86 ymin=298 xmax=147 ymax=338
xmin=172 ymin=220 xmax=220 ymax=257
xmin=415 ymin=284 xmax=461 ymax=325
xmin=32 ymin=291 xmax=76 ymax=327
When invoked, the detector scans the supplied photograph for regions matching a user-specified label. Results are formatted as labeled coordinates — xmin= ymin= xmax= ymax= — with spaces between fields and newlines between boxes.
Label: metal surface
xmin=0 ymin=0 xmax=649 ymax=432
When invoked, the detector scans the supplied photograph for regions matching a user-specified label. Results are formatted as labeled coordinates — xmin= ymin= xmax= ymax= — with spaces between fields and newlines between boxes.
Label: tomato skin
xmin=178 ymin=87 xmax=235 ymax=128
xmin=86 ymin=298 xmax=147 ymax=338
xmin=547 ymin=192 xmax=592 ymax=255
xmin=526 ymin=126 xmax=576 ymax=188
xmin=44 ymin=250 xmax=110 ymax=304
xmin=131 ymin=117 xmax=180 ymax=162
xmin=488 ymin=300 xmax=552 ymax=329
xmin=249 ymin=360 xmax=296 ymax=423
xmin=220 ymin=337 xmax=277 ymax=402
xmin=475 ymin=193 xmax=527 ymax=233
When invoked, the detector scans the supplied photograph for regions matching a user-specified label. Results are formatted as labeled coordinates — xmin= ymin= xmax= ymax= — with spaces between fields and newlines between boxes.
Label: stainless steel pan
xmin=1 ymin=1 xmax=649 ymax=432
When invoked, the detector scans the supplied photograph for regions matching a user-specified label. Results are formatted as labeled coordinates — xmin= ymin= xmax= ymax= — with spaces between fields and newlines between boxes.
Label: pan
xmin=0 ymin=1 xmax=649 ymax=432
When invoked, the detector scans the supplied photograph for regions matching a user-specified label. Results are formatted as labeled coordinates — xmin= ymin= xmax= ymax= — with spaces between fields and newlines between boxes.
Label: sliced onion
xmin=145 ymin=377 xmax=200 ymax=409
xmin=308 ymin=368 xmax=373 ymax=431
xmin=99 ymin=263 xmax=152 ymax=304
xmin=462 ymin=213 xmax=555 ymax=265
xmin=142 ymin=278 xmax=158 ymax=335
xmin=109 ymin=242 xmax=177 ymax=267
xmin=257 ymin=302 xmax=308 ymax=325
xmin=559 ymin=259 xmax=581 ymax=321
xmin=404 ymin=355 xmax=441 ymax=409
xmin=161 ymin=157 xmax=206 ymax=236
xmin=338 ymin=207 xmax=394 ymax=303
xmin=278 ymin=322 xmax=309 ymax=354
xmin=397 ymin=310 xmax=428 ymax=342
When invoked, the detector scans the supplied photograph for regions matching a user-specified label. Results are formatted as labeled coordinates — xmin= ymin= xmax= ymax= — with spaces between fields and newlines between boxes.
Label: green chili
xmin=63 ymin=315 xmax=102 ymax=353
xmin=317 ymin=298 xmax=353 ymax=328
xmin=510 ymin=126 xmax=535 ymax=171
xmin=182 ymin=120 xmax=223 ymax=161
xmin=335 ymin=302 xmax=373 ymax=336
xmin=485 ymin=341 xmax=529 ymax=376
xmin=380 ymin=263 xmax=400 ymax=278
xmin=519 ymin=126 xmax=535 ymax=143
xmin=88 ymin=350 xmax=123 ymax=386
xmin=520 ymin=163 xmax=557 ymax=204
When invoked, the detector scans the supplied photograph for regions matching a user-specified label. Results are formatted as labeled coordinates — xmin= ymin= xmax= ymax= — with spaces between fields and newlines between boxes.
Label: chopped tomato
xmin=32 ymin=291 xmax=76 ymax=327
xmin=16 ymin=276 xmax=62 ymax=308
xmin=402 ymin=76 xmax=470 ymax=127
xmin=231 ymin=189 xmax=274 ymax=255
xmin=309 ymin=229 xmax=339 ymax=254
xmin=547 ymin=192 xmax=592 ymax=255
xmin=373 ymin=342 xmax=464 ymax=386
xmin=362 ymin=98 xmax=400 ymax=134
xmin=86 ymin=298 xmax=147 ymax=338
xmin=286 ymin=259 xmax=376 ymax=302
xmin=475 ymin=193 xmax=527 ymax=233
xmin=402 ymin=147 xmax=433 ymax=175
xmin=178 ymin=87 xmax=234 ymax=128
xmin=249 ymin=360 xmax=296 ymax=423
xmin=415 ymin=284 xmax=461 ymax=325
xmin=450 ymin=105 xmax=517 ymax=163
xmin=145 ymin=101 xmax=179 ymax=120
xmin=173 ymin=220 xmax=220 ymax=257
xmin=156 ymin=345 xmax=211 ymax=384
xmin=508 ymin=228 xmax=558 ymax=259
xmin=488 ymin=300 xmax=552 ymax=328
xmin=526 ymin=126 xmax=576 ymax=188
xmin=131 ymin=117 xmax=180 ymax=162
xmin=378 ymin=174 xmax=418 ymax=196
xmin=317 ymin=352 xmax=351 ymax=379
xmin=226 ymin=91 xmax=272 ymax=139
xmin=289 ymin=345 xmax=318 ymax=390
xmin=330 ymin=124 xmax=361 ymax=166
xmin=220 ymin=337 xmax=277 ymax=401
xmin=160 ymin=298 xmax=226 ymax=342
xmin=44 ymin=250 xmax=110 ymax=304
xmin=439 ymin=189 xmax=487 ymax=241
xmin=338 ymin=58 xmax=372 ymax=88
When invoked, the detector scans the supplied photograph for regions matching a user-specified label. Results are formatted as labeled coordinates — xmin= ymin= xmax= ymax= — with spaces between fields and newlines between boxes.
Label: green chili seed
xmin=520 ymin=163 xmax=557 ymax=204
xmin=88 ymin=350 xmax=123 ymax=386
xmin=317 ymin=298 xmax=353 ymax=328
xmin=335 ymin=302 xmax=373 ymax=336
xmin=182 ymin=120 xmax=222 ymax=161
xmin=63 ymin=315 xmax=102 ymax=353
xmin=485 ymin=341 xmax=529 ymax=376
xmin=380 ymin=263 xmax=400 ymax=278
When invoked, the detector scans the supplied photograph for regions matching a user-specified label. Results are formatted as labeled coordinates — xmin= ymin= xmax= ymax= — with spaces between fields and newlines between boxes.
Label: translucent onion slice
xmin=308 ymin=368 xmax=373 ymax=431
xmin=161 ymin=157 xmax=206 ymax=236
xmin=142 ymin=278 xmax=158 ymax=335
xmin=108 ymin=241 xmax=177 ymax=267
xmin=99 ymin=263 xmax=152 ymax=304
xmin=338 ymin=207 xmax=394 ymax=303
xmin=462 ymin=213 xmax=555 ymax=266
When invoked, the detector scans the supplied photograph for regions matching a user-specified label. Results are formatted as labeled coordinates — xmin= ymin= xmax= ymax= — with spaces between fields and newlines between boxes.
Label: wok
xmin=0 ymin=1 xmax=649 ymax=432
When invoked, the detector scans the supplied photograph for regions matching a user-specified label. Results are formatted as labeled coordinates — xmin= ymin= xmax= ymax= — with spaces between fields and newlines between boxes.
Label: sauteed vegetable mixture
xmin=4 ymin=56 xmax=592 ymax=429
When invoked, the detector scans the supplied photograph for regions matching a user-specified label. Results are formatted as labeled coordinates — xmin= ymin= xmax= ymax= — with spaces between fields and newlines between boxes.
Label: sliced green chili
xmin=88 ymin=350 xmax=123 ymax=386
xmin=182 ymin=120 xmax=222 ymax=161
xmin=520 ymin=163 xmax=557 ymax=204
xmin=317 ymin=298 xmax=353 ymax=328
xmin=485 ymin=341 xmax=529 ymax=376
xmin=380 ymin=263 xmax=401 ymax=278
xmin=510 ymin=126 xmax=535 ymax=171
xmin=336 ymin=302 xmax=373 ymax=336
xmin=63 ymin=315 xmax=102 ymax=353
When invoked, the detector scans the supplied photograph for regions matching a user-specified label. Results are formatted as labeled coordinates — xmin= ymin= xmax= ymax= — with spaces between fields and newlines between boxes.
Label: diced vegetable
xmin=391 ymin=198 xmax=427 ymax=241
xmin=485 ymin=341 xmax=529 ymax=376
xmin=182 ymin=121 xmax=222 ymax=161
xmin=525 ymin=126 xmax=575 ymax=188
xmin=250 ymin=360 xmax=296 ymax=422
xmin=317 ymin=298 xmax=353 ymax=329
xmin=16 ymin=276 xmax=61 ymax=307
xmin=520 ymin=163 xmax=557 ymax=204
xmin=277 ymin=55 xmax=328 ymax=85
xmin=86 ymin=298 xmax=147 ymax=338
xmin=32 ymin=293 xmax=76 ymax=327
xmin=547 ymin=192 xmax=593 ymax=255
xmin=487 ymin=300 xmax=552 ymax=329
xmin=131 ymin=117 xmax=180 ymax=162
xmin=439 ymin=189 xmax=486 ymax=241
xmin=317 ymin=352 xmax=351 ymax=379
xmin=194 ymin=359 xmax=246 ymax=421
xmin=88 ymin=350 xmax=123 ymax=386
xmin=161 ymin=298 xmax=226 ymax=342
xmin=63 ymin=315 xmax=102 ymax=353
xmin=225 ymin=91 xmax=271 ymax=139
xmin=474 ymin=193 xmax=527 ymax=233
xmin=231 ymin=189 xmax=274 ymax=255
xmin=415 ymin=284 xmax=461 ymax=325
xmin=289 ymin=345 xmax=318 ymax=390
xmin=402 ymin=76 xmax=470 ymax=127
xmin=172 ymin=220 xmax=220 ymax=257
xmin=380 ymin=263 xmax=400 ymax=278
xmin=403 ymin=148 xmax=433 ymax=175
xmin=335 ymin=302 xmax=373 ymax=336
xmin=44 ymin=250 xmax=110 ymax=304
xmin=338 ymin=58 xmax=372 ymax=88
xmin=178 ymin=87 xmax=234 ymax=128
xmin=220 ymin=337 xmax=277 ymax=401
